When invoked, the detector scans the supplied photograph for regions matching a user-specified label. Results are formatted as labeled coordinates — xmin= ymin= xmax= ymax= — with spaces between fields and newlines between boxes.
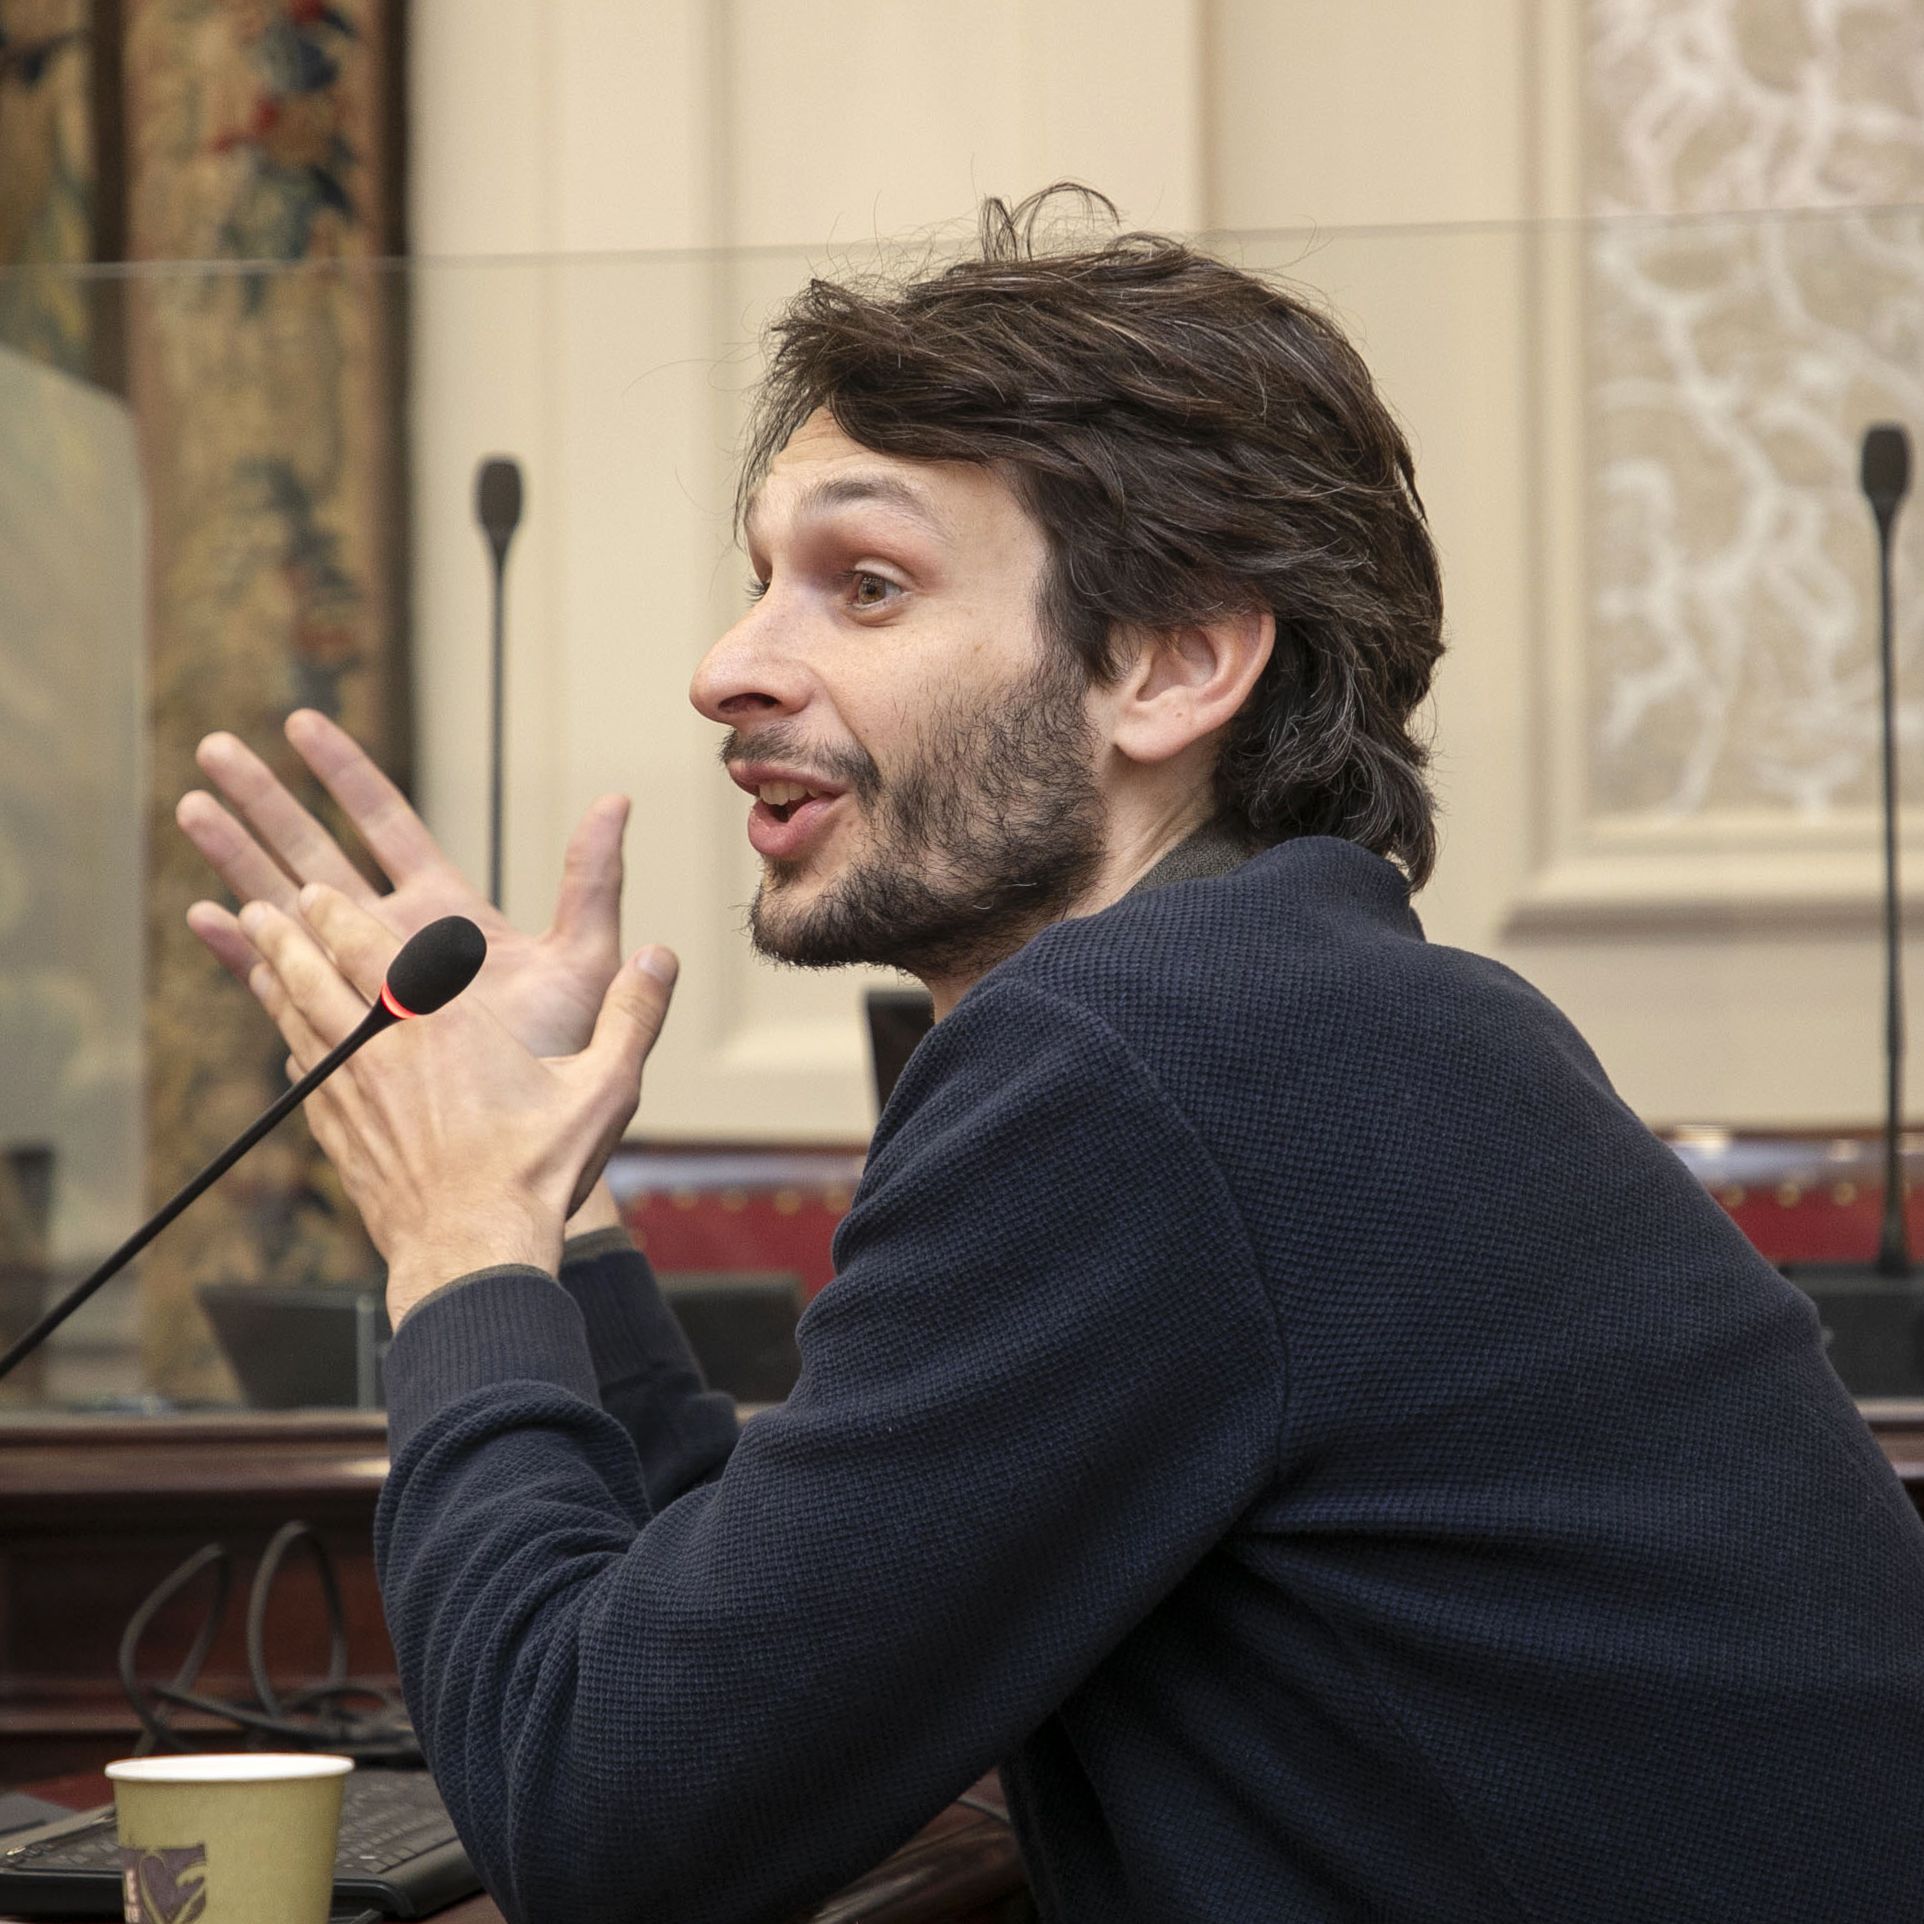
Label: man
xmin=180 ymin=192 xmax=1924 ymax=1923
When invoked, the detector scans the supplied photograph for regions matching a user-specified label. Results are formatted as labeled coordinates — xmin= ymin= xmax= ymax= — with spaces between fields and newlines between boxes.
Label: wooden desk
xmin=0 ymin=1414 xmax=393 ymax=1783
xmin=0 ymin=1770 xmax=1028 ymax=1924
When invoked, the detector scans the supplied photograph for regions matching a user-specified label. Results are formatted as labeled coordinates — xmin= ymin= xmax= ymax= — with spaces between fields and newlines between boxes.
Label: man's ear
xmin=1107 ymin=609 xmax=1275 ymax=766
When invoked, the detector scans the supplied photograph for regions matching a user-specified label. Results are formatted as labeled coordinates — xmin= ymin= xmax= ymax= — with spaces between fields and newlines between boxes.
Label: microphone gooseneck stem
xmin=475 ymin=459 xmax=522 ymax=912
xmin=1876 ymin=517 xmax=1910 ymax=1276
xmin=0 ymin=1000 xmax=395 ymax=1385
xmin=488 ymin=548 xmax=506 ymax=910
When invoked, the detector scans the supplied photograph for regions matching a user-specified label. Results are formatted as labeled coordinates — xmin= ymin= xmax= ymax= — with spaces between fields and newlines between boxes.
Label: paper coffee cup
xmin=106 ymin=1752 xmax=352 ymax=1924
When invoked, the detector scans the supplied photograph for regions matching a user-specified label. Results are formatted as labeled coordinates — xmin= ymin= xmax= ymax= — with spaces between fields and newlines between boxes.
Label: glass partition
xmin=2 ymin=206 xmax=1921 ymax=1413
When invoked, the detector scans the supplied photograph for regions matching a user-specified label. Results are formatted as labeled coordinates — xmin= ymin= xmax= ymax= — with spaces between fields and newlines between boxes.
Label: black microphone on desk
xmin=1780 ymin=426 xmax=1921 ymax=1394
xmin=1863 ymin=424 xmax=1913 ymax=1276
xmin=476 ymin=457 xmax=525 ymax=910
xmin=0 ymin=915 xmax=488 ymax=1385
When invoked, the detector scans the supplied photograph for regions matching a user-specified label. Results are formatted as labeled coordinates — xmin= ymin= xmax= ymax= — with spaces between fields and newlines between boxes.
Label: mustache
xmin=719 ymin=722 xmax=880 ymax=804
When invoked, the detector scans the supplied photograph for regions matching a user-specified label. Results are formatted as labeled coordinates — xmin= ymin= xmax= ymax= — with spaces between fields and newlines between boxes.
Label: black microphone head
xmin=382 ymin=916 xmax=487 ymax=1019
xmin=1862 ymin=424 xmax=1911 ymax=518
xmin=476 ymin=457 xmax=524 ymax=556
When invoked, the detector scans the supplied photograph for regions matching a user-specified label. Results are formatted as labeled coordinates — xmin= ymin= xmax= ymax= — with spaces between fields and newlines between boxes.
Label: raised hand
xmin=239 ymin=883 xmax=678 ymax=1322
xmin=178 ymin=709 xmax=627 ymax=1060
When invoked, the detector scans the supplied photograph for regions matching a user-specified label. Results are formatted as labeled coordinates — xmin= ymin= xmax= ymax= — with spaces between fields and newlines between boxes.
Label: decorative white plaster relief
xmin=1585 ymin=0 xmax=1924 ymax=820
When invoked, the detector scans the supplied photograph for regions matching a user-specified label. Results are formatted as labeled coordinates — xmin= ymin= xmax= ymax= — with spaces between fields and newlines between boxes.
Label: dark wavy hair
xmin=739 ymin=186 xmax=1446 ymax=886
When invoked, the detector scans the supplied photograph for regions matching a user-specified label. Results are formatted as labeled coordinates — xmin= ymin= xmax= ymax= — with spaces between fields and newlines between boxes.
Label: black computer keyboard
xmin=0 ymin=1767 xmax=478 ymax=1920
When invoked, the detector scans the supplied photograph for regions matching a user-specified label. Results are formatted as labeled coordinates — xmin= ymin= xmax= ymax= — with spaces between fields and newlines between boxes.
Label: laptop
xmin=0 ymin=1767 xmax=478 ymax=1919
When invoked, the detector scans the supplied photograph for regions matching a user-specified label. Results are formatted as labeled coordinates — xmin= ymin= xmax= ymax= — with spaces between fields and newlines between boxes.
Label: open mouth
xmin=742 ymin=776 xmax=848 ymax=861
xmin=757 ymin=780 xmax=834 ymax=825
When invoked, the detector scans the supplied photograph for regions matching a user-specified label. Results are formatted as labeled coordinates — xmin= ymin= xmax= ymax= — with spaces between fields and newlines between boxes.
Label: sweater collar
xmin=1124 ymin=818 xmax=1260 ymax=898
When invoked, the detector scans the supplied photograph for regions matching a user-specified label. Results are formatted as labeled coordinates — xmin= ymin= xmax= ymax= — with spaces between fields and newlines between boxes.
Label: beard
xmin=729 ymin=651 xmax=1107 ymax=982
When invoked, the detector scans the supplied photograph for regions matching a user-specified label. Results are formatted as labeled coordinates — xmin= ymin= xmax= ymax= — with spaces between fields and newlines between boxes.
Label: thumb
xmin=581 ymin=945 xmax=678 ymax=1086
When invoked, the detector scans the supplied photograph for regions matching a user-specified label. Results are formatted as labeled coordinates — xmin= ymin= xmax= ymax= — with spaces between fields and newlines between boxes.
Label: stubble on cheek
xmin=746 ymin=653 xmax=1106 ymax=979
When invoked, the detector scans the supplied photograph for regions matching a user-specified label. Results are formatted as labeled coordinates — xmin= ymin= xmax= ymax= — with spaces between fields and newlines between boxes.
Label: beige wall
xmin=1207 ymin=0 xmax=1553 ymax=229
xmin=407 ymin=0 xmax=1207 ymax=1142
xmin=409 ymin=0 xmax=1918 ymax=1138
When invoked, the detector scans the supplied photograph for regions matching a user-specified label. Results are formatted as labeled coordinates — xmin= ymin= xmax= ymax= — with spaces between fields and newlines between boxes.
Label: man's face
xmin=690 ymin=411 xmax=1106 ymax=985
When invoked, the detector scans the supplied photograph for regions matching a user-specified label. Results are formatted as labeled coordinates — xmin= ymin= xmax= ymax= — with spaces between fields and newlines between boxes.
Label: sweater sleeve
xmin=555 ymin=1229 xmax=740 ymax=1505
xmin=374 ymin=981 xmax=1286 ymax=1924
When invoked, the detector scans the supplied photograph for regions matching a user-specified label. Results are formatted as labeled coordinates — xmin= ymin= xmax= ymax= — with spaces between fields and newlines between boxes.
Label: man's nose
xmin=690 ymin=600 xmax=806 ymax=725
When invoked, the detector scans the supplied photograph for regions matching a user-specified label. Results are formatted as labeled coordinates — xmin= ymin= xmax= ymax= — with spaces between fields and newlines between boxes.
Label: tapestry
xmin=0 ymin=0 xmax=94 ymax=377
xmin=125 ymin=0 xmax=404 ymax=1399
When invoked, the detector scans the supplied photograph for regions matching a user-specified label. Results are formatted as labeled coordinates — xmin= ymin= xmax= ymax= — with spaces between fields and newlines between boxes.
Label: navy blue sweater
xmin=377 ymin=837 xmax=1924 ymax=1922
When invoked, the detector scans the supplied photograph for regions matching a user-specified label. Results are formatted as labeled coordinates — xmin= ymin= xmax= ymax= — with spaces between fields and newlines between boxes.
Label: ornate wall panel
xmin=125 ymin=0 xmax=405 ymax=1399
xmin=1530 ymin=0 xmax=1924 ymax=920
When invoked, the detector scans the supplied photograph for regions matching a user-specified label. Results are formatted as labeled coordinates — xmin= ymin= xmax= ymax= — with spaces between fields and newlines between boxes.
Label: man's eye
xmin=848 ymin=571 xmax=898 ymax=609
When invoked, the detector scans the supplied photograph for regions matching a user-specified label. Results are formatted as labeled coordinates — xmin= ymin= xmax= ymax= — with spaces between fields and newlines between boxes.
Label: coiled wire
xmin=118 ymin=1520 xmax=420 ymax=1763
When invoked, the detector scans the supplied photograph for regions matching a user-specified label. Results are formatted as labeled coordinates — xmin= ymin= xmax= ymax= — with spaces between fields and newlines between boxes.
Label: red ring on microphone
xmin=379 ymin=981 xmax=418 ymax=1022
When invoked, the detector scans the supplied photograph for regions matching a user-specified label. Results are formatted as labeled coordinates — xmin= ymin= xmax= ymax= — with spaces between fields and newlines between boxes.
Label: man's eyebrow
xmin=743 ymin=472 xmax=948 ymax=547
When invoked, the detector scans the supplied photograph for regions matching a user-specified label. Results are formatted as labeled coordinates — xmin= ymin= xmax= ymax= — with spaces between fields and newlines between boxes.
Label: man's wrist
xmin=385 ymin=1213 xmax=563 ymax=1325
xmin=565 ymin=1178 xmax=624 ymax=1239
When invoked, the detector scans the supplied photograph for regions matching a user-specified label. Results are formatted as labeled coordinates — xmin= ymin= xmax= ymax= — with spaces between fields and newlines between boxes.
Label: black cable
xmin=118 ymin=1524 xmax=421 ymax=1763
xmin=247 ymin=1521 xmax=348 ymax=1723
xmin=118 ymin=1542 xmax=232 ymax=1756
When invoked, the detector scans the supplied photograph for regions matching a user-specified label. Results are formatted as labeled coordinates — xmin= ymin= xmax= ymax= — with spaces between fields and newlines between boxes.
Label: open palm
xmin=178 ymin=709 xmax=626 ymax=1060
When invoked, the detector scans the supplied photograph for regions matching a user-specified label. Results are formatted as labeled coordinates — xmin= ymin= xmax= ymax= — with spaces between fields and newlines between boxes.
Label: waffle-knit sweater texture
xmin=376 ymin=836 xmax=1924 ymax=1923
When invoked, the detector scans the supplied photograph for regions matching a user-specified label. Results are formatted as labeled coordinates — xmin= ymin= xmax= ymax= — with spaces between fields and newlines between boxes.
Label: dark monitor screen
xmin=865 ymin=989 xmax=935 ymax=1112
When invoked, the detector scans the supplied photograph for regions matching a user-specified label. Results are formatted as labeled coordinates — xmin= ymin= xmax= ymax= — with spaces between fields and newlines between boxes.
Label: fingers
xmin=239 ymin=900 xmax=373 ymax=1047
xmin=549 ymin=795 xmax=630 ymax=953
xmin=195 ymin=730 xmax=383 ymax=906
xmin=186 ymin=899 xmax=262 ymax=983
xmin=177 ymin=788 xmax=305 ymax=916
xmin=295 ymin=883 xmax=403 ymax=1003
xmin=248 ymin=959 xmax=335 ymax=1075
xmin=286 ymin=709 xmax=462 ymax=891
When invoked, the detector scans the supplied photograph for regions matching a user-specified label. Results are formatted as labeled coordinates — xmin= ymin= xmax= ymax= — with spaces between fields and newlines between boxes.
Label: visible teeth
xmin=758 ymin=781 xmax=816 ymax=806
